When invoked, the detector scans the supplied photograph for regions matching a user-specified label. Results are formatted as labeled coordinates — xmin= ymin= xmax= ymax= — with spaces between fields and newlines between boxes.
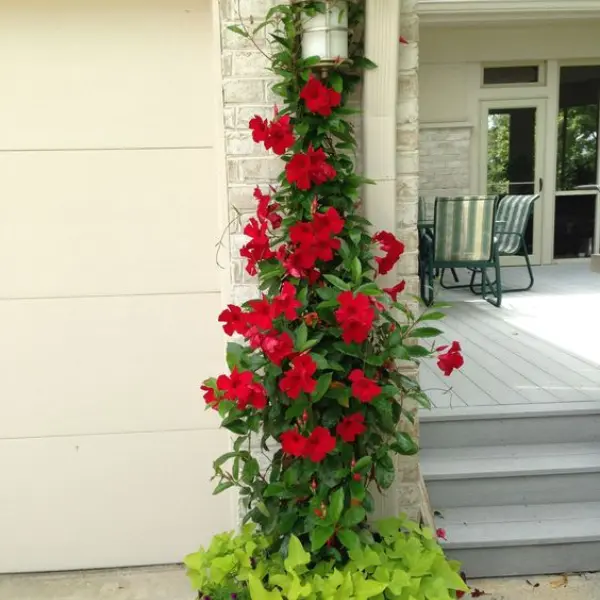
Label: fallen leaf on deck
xmin=471 ymin=589 xmax=487 ymax=597
xmin=551 ymin=574 xmax=568 ymax=588
xmin=525 ymin=579 xmax=540 ymax=588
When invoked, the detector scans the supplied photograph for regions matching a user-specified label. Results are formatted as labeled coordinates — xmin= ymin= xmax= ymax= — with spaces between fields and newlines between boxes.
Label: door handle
xmin=539 ymin=177 xmax=544 ymax=192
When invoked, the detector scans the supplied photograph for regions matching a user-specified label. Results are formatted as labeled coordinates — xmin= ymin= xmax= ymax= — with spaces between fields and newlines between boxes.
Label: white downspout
xmin=363 ymin=0 xmax=401 ymax=518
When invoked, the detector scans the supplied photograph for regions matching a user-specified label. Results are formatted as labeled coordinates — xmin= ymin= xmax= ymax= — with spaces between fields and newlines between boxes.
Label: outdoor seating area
xmin=419 ymin=262 xmax=600 ymax=409
xmin=419 ymin=194 xmax=539 ymax=307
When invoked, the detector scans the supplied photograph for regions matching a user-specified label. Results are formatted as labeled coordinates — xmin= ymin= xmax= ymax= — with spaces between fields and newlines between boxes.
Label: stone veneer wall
xmin=419 ymin=126 xmax=471 ymax=197
xmin=218 ymin=0 xmax=426 ymax=522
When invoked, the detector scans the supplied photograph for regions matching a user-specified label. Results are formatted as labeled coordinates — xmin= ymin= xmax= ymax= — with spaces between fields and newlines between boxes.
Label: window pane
xmin=483 ymin=66 xmax=539 ymax=85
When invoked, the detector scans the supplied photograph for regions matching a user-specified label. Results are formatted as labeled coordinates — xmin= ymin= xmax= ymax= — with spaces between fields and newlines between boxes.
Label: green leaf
xmin=256 ymin=501 xmax=270 ymax=517
xmin=356 ymin=283 xmax=381 ymax=296
xmin=227 ymin=24 xmax=249 ymax=38
xmin=310 ymin=525 xmax=335 ymax=551
xmin=311 ymin=353 xmax=329 ymax=370
xmin=226 ymin=342 xmax=246 ymax=370
xmin=409 ymin=327 xmax=443 ymax=339
xmin=333 ymin=341 xmax=362 ymax=357
xmin=323 ymin=274 xmax=351 ymax=291
xmin=218 ymin=400 xmax=235 ymax=418
xmin=242 ymin=458 xmax=260 ymax=483
xmin=353 ymin=56 xmax=378 ymax=70
xmin=337 ymin=528 xmax=360 ymax=551
xmin=264 ymin=483 xmax=286 ymax=498
xmin=317 ymin=286 xmax=336 ymax=301
xmin=329 ymin=488 xmax=345 ymax=523
xmin=350 ymin=257 xmax=362 ymax=284
xmin=312 ymin=372 xmax=333 ymax=402
xmin=249 ymin=574 xmax=284 ymax=600
xmin=391 ymin=345 xmax=410 ymax=360
xmin=406 ymin=345 xmax=432 ymax=358
xmin=391 ymin=432 xmax=419 ymax=455
xmin=224 ymin=420 xmax=249 ymax=435
xmin=375 ymin=454 xmax=396 ymax=489
xmin=350 ymin=479 xmax=366 ymax=501
xmin=329 ymin=72 xmax=344 ymax=93
xmin=341 ymin=506 xmax=366 ymax=528
xmin=285 ymin=535 xmax=311 ymax=571
xmin=295 ymin=323 xmax=308 ymax=350
xmin=353 ymin=456 xmax=372 ymax=474
xmin=419 ymin=311 xmax=446 ymax=321
xmin=354 ymin=577 xmax=388 ymax=599
xmin=213 ymin=481 xmax=235 ymax=495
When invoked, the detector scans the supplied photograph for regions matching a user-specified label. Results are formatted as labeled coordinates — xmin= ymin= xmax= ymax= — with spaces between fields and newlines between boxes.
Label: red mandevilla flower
xmin=238 ymin=382 xmax=268 ymax=411
xmin=285 ymin=146 xmax=336 ymax=190
xmin=272 ymin=282 xmax=302 ymax=321
xmin=249 ymin=115 xmax=269 ymax=143
xmin=264 ymin=114 xmax=295 ymax=156
xmin=383 ymin=280 xmax=407 ymax=302
xmin=304 ymin=427 xmax=337 ymax=462
xmin=200 ymin=384 xmax=219 ymax=409
xmin=437 ymin=341 xmax=464 ymax=376
xmin=216 ymin=367 xmax=254 ymax=404
xmin=246 ymin=296 xmax=273 ymax=331
xmin=300 ymin=75 xmax=342 ymax=117
xmin=335 ymin=291 xmax=375 ymax=344
xmin=254 ymin=186 xmax=282 ymax=229
xmin=279 ymin=354 xmax=318 ymax=399
xmin=281 ymin=429 xmax=307 ymax=458
xmin=261 ymin=332 xmax=294 ymax=366
xmin=373 ymin=231 xmax=405 ymax=275
xmin=218 ymin=304 xmax=248 ymax=337
xmin=240 ymin=217 xmax=275 ymax=275
xmin=336 ymin=413 xmax=366 ymax=443
xmin=349 ymin=370 xmax=382 ymax=403
xmin=436 ymin=528 xmax=447 ymax=541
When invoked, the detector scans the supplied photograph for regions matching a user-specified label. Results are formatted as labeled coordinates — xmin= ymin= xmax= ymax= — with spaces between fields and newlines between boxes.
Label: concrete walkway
xmin=1 ymin=566 xmax=599 ymax=600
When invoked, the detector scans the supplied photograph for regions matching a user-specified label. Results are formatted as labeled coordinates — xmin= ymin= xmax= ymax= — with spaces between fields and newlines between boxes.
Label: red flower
xmin=254 ymin=187 xmax=282 ymax=229
xmin=272 ymin=282 xmax=302 ymax=321
xmin=300 ymin=75 xmax=342 ymax=117
xmin=286 ymin=153 xmax=312 ymax=190
xmin=285 ymin=146 xmax=336 ymax=190
xmin=238 ymin=382 xmax=268 ymax=411
xmin=304 ymin=312 xmax=319 ymax=326
xmin=201 ymin=384 xmax=219 ymax=409
xmin=437 ymin=341 xmax=464 ymax=376
xmin=216 ymin=367 xmax=254 ymax=403
xmin=290 ymin=221 xmax=315 ymax=246
xmin=279 ymin=354 xmax=318 ymax=399
xmin=399 ymin=35 xmax=409 ymax=45
xmin=262 ymin=332 xmax=294 ymax=366
xmin=312 ymin=229 xmax=341 ymax=262
xmin=383 ymin=281 xmax=407 ymax=302
xmin=218 ymin=304 xmax=248 ymax=336
xmin=241 ymin=217 xmax=275 ymax=275
xmin=373 ymin=231 xmax=405 ymax=275
xmin=304 ymin=427 xmax=337 ymax=462
xmin=244 ymin=325 xmax=265 ymax=350
xmin=335 ymin=291 xmax=375 ymax=344
xmin=308 ymin=146 xmax=337 ymax=185
xmin=246 ymin=296 xmax=273 ymax=330
xmin=249 ymin=115 xmax=269 ymax=143
xmin=314 ymin=207 xmax=345 ymax=235
xmin=436 ymin=528 xmax=447 ymax=541
xmin=265 ymin=114 xmax=295 ymax=155
xmin=349 ymin=370 xmax=381 ymax=403
xmin=281 ymin=429 xmax=307 ymax=457
xmin=336 ymin=413 xmax=366 ymax=443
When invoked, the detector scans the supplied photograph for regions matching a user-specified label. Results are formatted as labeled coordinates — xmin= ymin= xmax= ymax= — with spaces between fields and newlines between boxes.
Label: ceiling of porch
xmin=418 ymin=0 xmax=600 ymax=26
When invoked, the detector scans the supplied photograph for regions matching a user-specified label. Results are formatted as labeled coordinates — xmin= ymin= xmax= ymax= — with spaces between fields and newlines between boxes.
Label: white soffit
xmin=418 ymin=0 xmax=600 ymax=25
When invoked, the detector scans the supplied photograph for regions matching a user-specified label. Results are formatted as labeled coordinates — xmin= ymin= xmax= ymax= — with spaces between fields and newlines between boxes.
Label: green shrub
xmin=185 ymin=516 xmax=468 ymax=600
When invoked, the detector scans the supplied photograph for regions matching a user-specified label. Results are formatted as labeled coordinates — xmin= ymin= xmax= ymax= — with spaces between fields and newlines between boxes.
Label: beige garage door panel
xmin=0 ymin=0 xmax=213 ymax=150
xmin=0 ymin=293 xmax=226 ymax=439
xmin=0 ymin=429 xmax=233 ymax=573
xmin=0 ymin=148 xmax=221 ymax=298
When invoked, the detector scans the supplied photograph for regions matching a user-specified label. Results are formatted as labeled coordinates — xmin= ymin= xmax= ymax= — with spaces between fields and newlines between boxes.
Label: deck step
xmin=437 ymin=502 xmax=600 ymax=578
xmin=421 ymin=401 xmax=600 ymax=448
xmin=423 ymin=442 xmax=600 ymax=508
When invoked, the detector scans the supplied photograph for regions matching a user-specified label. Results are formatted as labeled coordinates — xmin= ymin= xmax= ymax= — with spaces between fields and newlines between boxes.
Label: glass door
xmin=554 ymin=65 xmax=600 ymax=259
xmin=480 ymin=99 xmax=546 ymax=265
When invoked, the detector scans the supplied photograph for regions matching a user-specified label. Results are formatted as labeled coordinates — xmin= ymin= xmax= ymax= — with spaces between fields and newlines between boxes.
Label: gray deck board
xmin=425 ymin=263 xmax=600 ymax=410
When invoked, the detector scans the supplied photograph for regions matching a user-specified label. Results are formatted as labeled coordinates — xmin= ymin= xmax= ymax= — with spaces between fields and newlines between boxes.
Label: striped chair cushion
xmin=434 ymin=196 xmax=497 ymax=263
xmin=495 ymin=194 xmax=540 ymax=255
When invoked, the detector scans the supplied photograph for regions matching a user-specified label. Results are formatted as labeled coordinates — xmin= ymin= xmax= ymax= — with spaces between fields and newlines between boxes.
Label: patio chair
xmin=469 ymin=193 xmax=540 ymax=294
xmin=421 ymin=195 xmax=501 ymax=307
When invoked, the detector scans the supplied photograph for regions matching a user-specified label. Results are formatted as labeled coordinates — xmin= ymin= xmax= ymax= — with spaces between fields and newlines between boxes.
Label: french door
xmin=480 ymin=98 xmax=546 ymax=265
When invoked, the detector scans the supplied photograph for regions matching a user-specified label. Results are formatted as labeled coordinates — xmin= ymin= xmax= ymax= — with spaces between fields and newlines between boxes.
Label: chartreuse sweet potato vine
xmin=187 ymin=2 xmax=467 ymax=599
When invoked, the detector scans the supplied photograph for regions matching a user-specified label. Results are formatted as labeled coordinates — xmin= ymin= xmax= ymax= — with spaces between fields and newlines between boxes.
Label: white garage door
xmin=0 ymin=0 xmax=233 ymax=572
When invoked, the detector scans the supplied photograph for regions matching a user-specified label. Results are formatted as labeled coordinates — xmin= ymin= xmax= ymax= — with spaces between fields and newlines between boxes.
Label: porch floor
xmin=420 ymin=261 xmax=600 ymax=410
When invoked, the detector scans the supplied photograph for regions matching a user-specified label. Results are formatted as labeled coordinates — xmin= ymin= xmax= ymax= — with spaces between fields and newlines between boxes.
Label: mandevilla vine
xmin=201 ymin=0 xmax=464 ymax=564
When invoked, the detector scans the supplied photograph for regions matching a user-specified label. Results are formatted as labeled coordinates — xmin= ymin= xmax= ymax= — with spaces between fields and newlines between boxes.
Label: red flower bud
xmin=353 ymin=473 xmax=362 ymax=482
xmin=399 ymin=36 xmax=408 ymax=45
xmin=311 ymin=479 xmax=318 ymax=491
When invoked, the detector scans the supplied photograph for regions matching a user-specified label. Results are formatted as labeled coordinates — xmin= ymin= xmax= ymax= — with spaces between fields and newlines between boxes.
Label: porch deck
xmin=420 ymin=262 xmax=600 ymax=410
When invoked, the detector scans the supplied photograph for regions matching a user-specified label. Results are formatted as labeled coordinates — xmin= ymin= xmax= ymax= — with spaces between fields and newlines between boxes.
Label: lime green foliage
xmin=185 ymin=516 xmax=469 ymax=600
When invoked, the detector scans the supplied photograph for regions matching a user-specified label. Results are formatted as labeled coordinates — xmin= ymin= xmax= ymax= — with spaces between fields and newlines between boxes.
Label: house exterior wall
xmin=0 ymin=0 xmax=234 ymax=573
xmin=418 ymin=20 xmax=600 ymax=198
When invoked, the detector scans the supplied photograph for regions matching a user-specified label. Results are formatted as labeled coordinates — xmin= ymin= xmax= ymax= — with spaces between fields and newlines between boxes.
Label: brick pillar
xmin=396 ymin=0 xmax=433 ymax=526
